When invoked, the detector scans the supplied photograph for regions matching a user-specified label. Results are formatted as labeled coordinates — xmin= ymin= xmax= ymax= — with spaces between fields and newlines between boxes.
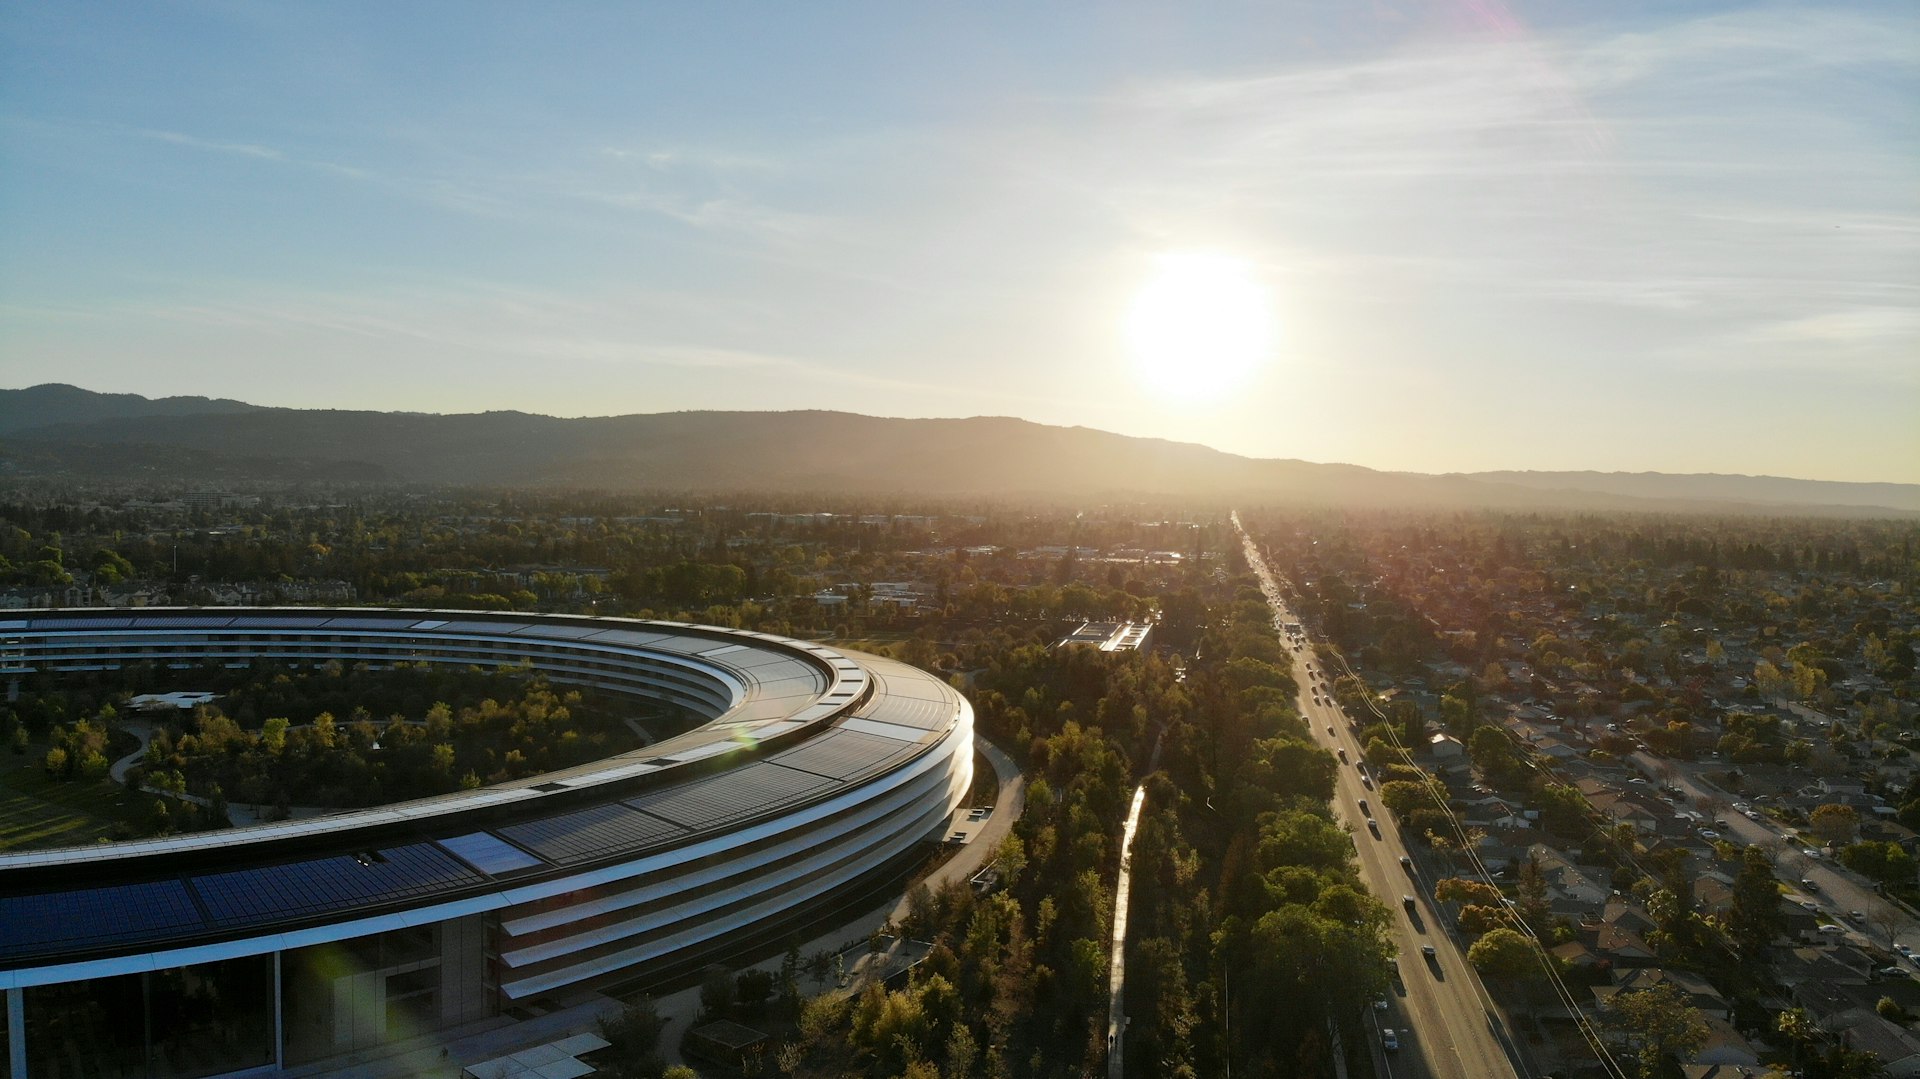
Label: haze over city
xmin=2 ymin=1 xmax=1916 ymax=483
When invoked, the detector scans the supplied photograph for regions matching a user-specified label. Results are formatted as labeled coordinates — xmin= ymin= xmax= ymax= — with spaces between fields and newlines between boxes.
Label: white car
xmin=1381 ymin=1029 xmax=1399 ymax=1051
xmin=1804 ymin=849 xmax=1823 ymax=859
xmin=1700 ymin=830 xmax=1720 ymax=840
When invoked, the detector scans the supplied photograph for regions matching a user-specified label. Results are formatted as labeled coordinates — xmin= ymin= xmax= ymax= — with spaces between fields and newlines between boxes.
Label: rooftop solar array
xmin=630 ymin=761 xmax=836 ymax=829
xmin=769 ymin=729 xmax=919 ymax=782
xmin=29 ymin=615 xmax=134 ymax=630
xmin=0 ymin=880 xmax=203 ymax=961
xmin=499 ymin=803 xmax=687 ymax=867
xmin=194 ymin=843 xmax=482 ymax=926
xmin=438 ymin=832 xmax=547 ymax=876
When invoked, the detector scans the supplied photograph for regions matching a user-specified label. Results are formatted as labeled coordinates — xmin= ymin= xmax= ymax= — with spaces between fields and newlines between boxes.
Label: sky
xmin=2 ymin=1 xmax=1916 ymax=484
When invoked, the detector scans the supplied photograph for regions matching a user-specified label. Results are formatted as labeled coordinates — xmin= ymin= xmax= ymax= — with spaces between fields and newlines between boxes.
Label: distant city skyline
xmin=2 ymin=2 xmax=1915 ymax=483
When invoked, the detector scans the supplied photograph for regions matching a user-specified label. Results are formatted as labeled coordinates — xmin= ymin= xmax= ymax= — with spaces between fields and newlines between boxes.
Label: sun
xmin=1123 ymin=252 xmax=1276 ymax=401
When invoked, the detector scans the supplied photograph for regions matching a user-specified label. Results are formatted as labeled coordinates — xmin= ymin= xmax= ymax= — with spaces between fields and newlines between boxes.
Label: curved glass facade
xmin=0 ymin=609 xmax=972 ymax=1078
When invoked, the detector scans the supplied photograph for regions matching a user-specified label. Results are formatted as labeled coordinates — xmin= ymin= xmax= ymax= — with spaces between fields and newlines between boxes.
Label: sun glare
xmin=1124 ymin=252 xmax=1276 ymax=402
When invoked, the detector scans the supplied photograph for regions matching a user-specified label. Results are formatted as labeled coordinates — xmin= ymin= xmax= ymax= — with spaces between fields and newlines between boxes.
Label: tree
xmin=1840 ymin=841 xmax=1917 ymax=890
xmin=1535 ymin=783 xmax=1592 ymax=839
xmin=1810 ymin=803 xmax=1860 ymax=847
xmin=598 ymin=997 xmax=668 ymax=1079
xmin=1727 ymin=846 xmax=1787 ymax=962
xmin=1603 ymin=983 xmax=1709 ymax=1079
xmin=1434 ymin=877 xmax=1503 ymax=909
xmin=1516 ymin=854 xmax=1551 ymax=936
xmin=1467 ymin=927 xmax=1538 ymax=982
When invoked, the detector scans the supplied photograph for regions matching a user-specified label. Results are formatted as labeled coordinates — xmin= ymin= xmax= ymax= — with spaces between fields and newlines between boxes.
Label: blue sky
xmin=2 ymin=1 xmax=1915 ymax=483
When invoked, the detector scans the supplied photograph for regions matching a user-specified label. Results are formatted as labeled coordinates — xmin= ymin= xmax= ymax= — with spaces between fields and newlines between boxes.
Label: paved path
xmin=107 ymin=721 xmax=152 ymax=784
xmin=1106 ymin=784 xmax=1148 ymax=1078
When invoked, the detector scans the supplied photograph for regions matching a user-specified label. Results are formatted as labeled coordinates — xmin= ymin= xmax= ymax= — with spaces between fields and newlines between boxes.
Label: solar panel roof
xmin=438 ymin=832 xmax=547 ymax=876
xmin=192 ymin=843 xmax=482 ymax=925
xmin=629 ymin=761 xmax=835 ymax=829
xmin=768 ymin=730 xmax=919 ymax=782
xmin=30 ymin=616 xmax=134 ymax=630
xmin=0 ymin=879 xmax=203 ymax=963
xmin=499 ymin=803 xmax=686 ymax=867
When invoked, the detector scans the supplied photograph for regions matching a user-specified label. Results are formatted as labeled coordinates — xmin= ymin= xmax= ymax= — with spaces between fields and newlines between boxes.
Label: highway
xmin=1235 ymin=514 xmax=1521 ymax=1079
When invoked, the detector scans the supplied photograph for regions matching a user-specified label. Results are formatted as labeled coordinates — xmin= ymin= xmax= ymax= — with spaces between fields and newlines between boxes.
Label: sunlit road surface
xmin=1108 ymin=784 xmax=1148 ymax=1078
xmin=1233 ymin=513 xmax=1521 ymax=1079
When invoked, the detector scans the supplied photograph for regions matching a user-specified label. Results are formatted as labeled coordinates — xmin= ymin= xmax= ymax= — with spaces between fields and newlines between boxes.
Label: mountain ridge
xmin=2 ymin=384 xmax=1913 ymax=515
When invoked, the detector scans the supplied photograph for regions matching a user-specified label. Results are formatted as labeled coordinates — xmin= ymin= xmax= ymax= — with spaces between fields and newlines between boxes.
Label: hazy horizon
xmin=3 ymin=2 xmax=1916 ymax=484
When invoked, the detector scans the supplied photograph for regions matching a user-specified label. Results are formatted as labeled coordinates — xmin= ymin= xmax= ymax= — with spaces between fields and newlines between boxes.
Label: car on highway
xmin=1367 ymin=818 xmax=1382 ymax=839
xmin=1373 ymin=996 xmax=1389 ymax=1011
xmin=1804 ymin=848 xmax=1823 ymax=859
xmin=1381 ymin=1028 xmax=1399 ymax=1052
xmin=1399 ymin=855 xmax=1413 ymax=872
xmin=1358 ymin=798 xmax=1371 ymax=815
xmin=1421 ymin=944 xmax=1437 ymax=960
xmin=1337 ymin=749 xmax=1348 ymax=763
xmin=1402 ymin=895 xmax=1417 ymax=913
xmin=1360 ymin=772 xmax=1373 ymax=789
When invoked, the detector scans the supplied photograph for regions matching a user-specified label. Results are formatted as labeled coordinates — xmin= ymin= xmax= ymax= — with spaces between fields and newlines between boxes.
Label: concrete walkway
xmin=106 ymin=720 xmax=153 ymax=784
xmin=1106 ymin=784 xmax=1148 ymax=1079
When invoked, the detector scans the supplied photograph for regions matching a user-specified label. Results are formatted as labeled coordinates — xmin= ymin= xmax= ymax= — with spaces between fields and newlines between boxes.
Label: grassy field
xmin=0 ymin=745 xmax=160 ymax=851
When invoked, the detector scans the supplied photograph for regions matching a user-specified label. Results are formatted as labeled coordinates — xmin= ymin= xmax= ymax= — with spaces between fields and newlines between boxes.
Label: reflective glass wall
xmin=22 ymin=955 xmax=273 ymax=1079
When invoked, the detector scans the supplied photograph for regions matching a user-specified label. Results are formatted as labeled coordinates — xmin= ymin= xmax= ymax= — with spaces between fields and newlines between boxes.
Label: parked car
xmin=1801 ymin=879 xmax=1820 ymax=893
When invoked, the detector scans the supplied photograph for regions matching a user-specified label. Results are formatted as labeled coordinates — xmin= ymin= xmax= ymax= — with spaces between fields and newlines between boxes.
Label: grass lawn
xmin=0 ymin=746 xmax=162 ymax=851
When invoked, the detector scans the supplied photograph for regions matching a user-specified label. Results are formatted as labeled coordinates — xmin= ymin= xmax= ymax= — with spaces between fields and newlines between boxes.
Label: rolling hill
xmin=2 ymin=384 xmax=1912 ymax=515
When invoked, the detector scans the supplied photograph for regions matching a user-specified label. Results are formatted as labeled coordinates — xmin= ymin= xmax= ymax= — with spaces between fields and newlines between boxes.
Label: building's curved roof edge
xmin=0 ymin=607 xmax=871 ymax=871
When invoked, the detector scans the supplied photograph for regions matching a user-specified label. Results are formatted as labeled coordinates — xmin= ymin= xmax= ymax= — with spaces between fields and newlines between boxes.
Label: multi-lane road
xmin=1236 ymin=515 xmax=1522 ymax=1079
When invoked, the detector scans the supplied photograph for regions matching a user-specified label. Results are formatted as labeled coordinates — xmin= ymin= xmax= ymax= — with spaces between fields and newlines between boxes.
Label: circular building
xmin=0 ymin=608 xmax=973 ymax=1078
